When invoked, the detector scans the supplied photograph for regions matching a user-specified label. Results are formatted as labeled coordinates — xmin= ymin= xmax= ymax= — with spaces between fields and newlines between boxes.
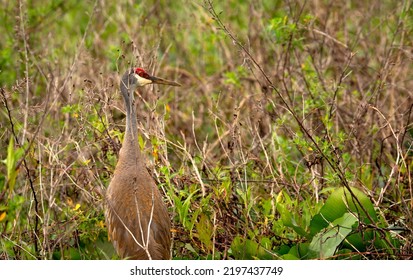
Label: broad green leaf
xmin=285 ymin=243 xmax=310 ymax=259
xmin=310 ymin=187 xmax=376 ymax=236
xmin=230 ymin=236 xmax=274 ymax=260
xmin=309 ymin=213 xmax=357 ymax=259
xmin=281 ymin=253 xmax=300 ymax=260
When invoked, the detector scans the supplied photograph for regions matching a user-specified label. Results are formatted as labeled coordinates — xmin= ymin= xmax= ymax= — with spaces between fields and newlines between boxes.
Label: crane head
xmin=134 ymin=68 xmax=181 ymax=87
xmin=120 ymin=67 xmax=181 ymax=97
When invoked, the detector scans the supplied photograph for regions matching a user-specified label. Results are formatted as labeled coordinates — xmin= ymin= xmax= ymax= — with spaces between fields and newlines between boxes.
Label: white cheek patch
xmin=135 ymin=74 xmax=153 ymax=86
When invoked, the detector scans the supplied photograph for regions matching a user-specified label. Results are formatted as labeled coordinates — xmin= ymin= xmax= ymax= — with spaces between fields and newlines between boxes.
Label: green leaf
xmin=174 ymin=189 xmax=199 ymax=230
xmin=281 ymin=253 xmax=300 ymax=260
xmin=276 ymin=192 xmax=309 ymax=238
xmin=4 ymin=137 xmax=24 ymax=194
xmin=230 ymin=236 xmax=274 ymax=260
xmin=309 ymin=213 xmax=357 ymax=259
xmin=310 ymin=187 xmax=377 ymax=236
xmin=196 ymin=213 xmax=213 ymax=250
xmin=285 ymin=243 xmax=309 ymax=259
xmin=6 ymin=137 xmax=15 ymax=179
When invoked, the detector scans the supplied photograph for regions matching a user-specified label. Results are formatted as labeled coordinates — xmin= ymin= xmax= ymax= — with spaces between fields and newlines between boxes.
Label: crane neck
xmin=119 ymin=81 xmax=144 ymax=164
xmin=124 ymin=90 xmax=138 ymax=138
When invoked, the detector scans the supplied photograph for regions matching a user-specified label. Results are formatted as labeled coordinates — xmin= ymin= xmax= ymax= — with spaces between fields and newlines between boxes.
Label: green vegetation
xmin=1 ymin=0 xmax=412 ymax=259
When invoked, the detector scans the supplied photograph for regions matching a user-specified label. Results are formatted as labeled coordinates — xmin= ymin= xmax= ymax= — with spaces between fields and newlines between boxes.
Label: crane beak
xmin=149 ymin=75 xmax=181 ymax=87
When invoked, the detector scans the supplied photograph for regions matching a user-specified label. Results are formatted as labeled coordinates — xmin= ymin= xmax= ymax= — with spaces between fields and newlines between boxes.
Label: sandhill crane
xmin=105 ymin=67 xmax=180 ymax=260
